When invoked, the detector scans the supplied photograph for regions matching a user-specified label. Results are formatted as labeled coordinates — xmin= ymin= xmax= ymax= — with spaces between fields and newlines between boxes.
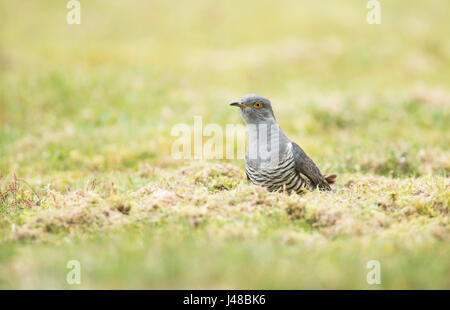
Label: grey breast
xmin=245 ymin=143 xmax=311 ymax=193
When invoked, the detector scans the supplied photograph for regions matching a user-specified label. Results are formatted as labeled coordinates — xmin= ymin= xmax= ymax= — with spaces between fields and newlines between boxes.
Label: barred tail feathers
xmin=325 ymin=174 xmax=337 ymax=185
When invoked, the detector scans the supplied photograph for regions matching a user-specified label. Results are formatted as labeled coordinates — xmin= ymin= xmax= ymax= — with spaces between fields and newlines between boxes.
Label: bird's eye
xmin=253 ymin=101 xmax=262 ymax=109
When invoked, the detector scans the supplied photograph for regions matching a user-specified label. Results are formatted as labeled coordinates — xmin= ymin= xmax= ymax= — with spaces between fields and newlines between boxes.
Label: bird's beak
xmin=230 ymin=102 xmax=250 ymax=108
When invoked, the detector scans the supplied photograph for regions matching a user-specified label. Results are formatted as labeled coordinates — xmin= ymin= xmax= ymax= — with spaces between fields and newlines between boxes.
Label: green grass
xmin=0 ymin=0 xmax=449 ymax=289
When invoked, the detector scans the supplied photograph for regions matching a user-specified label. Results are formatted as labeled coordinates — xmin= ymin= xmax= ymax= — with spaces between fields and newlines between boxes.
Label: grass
xmin=0 ymin=0 xmax=449 ymax=289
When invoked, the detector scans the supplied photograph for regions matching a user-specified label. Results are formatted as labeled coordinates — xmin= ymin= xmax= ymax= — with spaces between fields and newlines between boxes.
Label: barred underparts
xmin=245 ymin=143 xmax=311 ymax=194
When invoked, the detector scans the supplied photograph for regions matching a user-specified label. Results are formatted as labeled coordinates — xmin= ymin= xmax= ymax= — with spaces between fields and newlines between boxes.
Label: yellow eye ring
xmin=253 ymin=101 xmax=262 ymax=109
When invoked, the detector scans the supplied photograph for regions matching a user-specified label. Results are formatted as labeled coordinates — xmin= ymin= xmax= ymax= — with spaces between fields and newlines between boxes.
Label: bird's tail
xmin=325 ymin=174 xmax=337 ymax=185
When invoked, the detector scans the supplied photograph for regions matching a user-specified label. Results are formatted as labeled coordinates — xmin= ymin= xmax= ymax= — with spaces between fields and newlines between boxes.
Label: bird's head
xmin=230 ymin=94 xmax=276 ymax=124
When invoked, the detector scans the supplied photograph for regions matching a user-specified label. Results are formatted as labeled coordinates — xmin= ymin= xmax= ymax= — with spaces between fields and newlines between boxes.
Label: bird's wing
xmin=291 ymin=142 xmax=331 ymax=191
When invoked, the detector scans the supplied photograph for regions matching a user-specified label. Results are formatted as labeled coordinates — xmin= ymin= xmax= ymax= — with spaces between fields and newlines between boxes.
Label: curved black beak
xmin=230 ymin=102 xmax=240 ymax=107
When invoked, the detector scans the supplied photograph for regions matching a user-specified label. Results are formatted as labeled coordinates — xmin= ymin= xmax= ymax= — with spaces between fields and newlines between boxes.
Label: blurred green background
xmin=0 ymin=0 xmax=449 ymax=289
xmin=1 ymin=0 xmax=449 ymax=176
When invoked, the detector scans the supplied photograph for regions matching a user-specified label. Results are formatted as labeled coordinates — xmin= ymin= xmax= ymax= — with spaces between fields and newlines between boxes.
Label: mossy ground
xmin=0 ymin=0 xmax=449 ymax=289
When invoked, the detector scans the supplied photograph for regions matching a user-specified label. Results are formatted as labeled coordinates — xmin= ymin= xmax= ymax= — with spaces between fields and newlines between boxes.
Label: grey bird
xmin=230 ymin=94 xmax=336 ymax=193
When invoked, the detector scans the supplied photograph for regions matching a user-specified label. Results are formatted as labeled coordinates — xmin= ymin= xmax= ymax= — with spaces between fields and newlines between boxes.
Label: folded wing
xmin=291 ymin=142 xmax=335 ymax=191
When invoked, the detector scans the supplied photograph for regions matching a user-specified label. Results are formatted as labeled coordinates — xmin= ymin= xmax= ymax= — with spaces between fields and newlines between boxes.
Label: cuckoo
xmin=230 ymin=94 xmax=336 ymax=194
